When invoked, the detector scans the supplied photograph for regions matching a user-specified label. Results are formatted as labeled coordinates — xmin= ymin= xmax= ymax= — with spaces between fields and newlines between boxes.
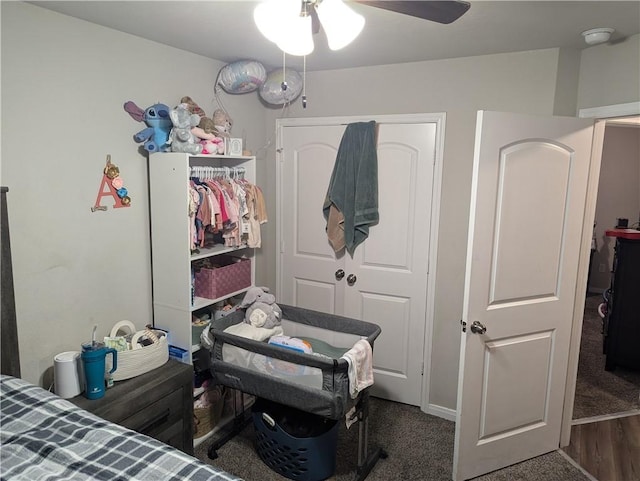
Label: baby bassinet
xmin=207 ymin=304 xmax=386 ymax=480
xmin=209 ymin=304 xmax=380 ymax=419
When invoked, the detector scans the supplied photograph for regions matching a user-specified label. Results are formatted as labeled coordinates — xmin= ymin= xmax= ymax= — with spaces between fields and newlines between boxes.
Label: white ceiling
xmin=30 ymin=1 xmax=640 ymax=72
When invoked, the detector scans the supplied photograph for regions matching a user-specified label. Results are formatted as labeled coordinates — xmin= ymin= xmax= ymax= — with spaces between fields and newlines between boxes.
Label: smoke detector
xmin=581 ymin=27 xmax=614 ymax=45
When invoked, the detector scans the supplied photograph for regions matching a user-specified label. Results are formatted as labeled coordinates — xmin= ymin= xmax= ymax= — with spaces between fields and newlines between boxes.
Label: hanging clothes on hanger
xmin=188 ymin=167 xmax=267 ymax=251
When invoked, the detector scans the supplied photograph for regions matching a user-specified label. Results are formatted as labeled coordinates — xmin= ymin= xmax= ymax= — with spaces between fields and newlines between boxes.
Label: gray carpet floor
xmin=194 ymin=295 xmax=639 ymax=480
xmin=195 ymin=397 xmax=591 ymax=481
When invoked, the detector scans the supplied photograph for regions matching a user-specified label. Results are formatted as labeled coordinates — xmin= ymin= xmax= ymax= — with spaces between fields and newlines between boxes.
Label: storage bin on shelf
xmin=193 ymin=385 xmax=225 ymax=439
xmin=193 ymin=256 xmax=251 ymax=301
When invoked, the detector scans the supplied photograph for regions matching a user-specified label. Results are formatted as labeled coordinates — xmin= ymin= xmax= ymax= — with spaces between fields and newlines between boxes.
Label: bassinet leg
xmin=207 ymin=390 xmax=252 ymax=460
xmin=354 ymin=390 xmax=387 ymax=481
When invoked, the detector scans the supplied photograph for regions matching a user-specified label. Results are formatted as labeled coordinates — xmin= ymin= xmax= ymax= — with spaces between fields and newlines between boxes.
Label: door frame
xmin=275 ymin=113 xmax=446 ymax=411
xmin=560 ymin=101 xmax=640 ymax=447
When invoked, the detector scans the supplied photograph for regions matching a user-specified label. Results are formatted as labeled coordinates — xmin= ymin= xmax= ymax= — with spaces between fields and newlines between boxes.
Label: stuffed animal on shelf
xmin=180 ymin=96 xmax=206 ymax=119
xmin=239 ymin=286 xmax=282 ymax=329
xmin=123 ymin=101 xmax=172 ymax=153
xmin=212 ymin=109 xmax=233 ymax=138
xmin=200 ymin=138 xmax=225 ymax=155
xmin=168 ymin=104 xmax=203 ymax=154
xmin=179 ymin=96 xmax=226 ymax=154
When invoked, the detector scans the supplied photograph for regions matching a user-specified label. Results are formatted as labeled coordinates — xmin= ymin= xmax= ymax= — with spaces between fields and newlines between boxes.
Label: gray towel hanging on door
xmin=323 ymin=121 xmax=379 ymax=256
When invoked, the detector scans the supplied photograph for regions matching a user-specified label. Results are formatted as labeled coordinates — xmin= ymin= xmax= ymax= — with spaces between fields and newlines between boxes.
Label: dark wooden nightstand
xmin=70 ymin=359 xmax=194 ymax=455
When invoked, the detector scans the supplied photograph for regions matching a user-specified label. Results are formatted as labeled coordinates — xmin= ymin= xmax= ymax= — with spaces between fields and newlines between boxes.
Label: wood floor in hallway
xmin=562 ymin=413 xmax=640 ymax=481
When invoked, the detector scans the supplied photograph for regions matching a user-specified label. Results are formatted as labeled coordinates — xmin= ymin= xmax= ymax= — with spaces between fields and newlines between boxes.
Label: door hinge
xmin=460 ymin=320 xmax=467 ymax=333
xmin=421 ymin=362 xmax=425 ymax=376
xmin=280 ymin=241 xmax=285 ymax=253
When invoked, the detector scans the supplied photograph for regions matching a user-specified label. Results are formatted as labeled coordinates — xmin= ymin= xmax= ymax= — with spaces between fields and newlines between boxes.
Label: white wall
xmin=1 ymin=2 xmax=265 ymax=386
xmin=3 ymin=2 xmax=638 ymax=411
xmin=589 ymin=126 xmax=640 ymax=292
xmin=578 ymin=33 xmax=640 ymax=109
xmin=260 ymin=37 xmax=640 ymax=411
xmin=261 ymin=49 xmax=564 ymax=410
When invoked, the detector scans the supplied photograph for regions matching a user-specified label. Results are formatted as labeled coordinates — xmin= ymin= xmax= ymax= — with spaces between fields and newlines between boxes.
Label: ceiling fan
xmin=350 ymin=1 xmax=470 ymax=25
xmin=255 ymin=0 xmax=471 ymax=56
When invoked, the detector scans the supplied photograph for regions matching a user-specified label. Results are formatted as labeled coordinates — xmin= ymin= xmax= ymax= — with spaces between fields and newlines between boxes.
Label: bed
xmin=0 ymin=375 xmax=245 ymax=481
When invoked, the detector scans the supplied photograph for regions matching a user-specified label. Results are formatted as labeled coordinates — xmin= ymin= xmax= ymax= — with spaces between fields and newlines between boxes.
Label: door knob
xmin=335 ymin=269 xmax=345 ymax=281
xmin=347 ymin=274 xmax=357 ymax=286
xmin=470 ymin=321 xmax=487 ymax=335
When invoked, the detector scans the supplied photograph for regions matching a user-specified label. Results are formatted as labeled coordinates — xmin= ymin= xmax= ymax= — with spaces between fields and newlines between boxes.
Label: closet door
xmin=279 ymin=125 xmax=347 ymax=315
xmin=278 ymin=118 xmax=439 ymax=406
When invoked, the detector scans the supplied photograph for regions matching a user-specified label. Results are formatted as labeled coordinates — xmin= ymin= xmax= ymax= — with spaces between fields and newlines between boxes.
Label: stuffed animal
xmin=123 ymin=101 xmax=172 ymax=153
xmin=198 ymin=117 xmax=218 ymax=135
xmin=239 ymin=286 xmax=282 ymax=329
xmin=245 ymin=301 xmax=282 ymax=329
xmin=190 ymin=125 xmax=225 ymax=154
xmin=168 ymin=104 xmax=203 ymax=154
xmin=239 ymin=286 xmax=276 ymax=307
xmin=180 ymin=96 xmax=206 ymax=119
xmin=200 ymin=138 xmax=225 ymax=155
xmin=212 ymin=109 xmax=233 ymax=138
xmin=179 ymin=96 xmax=226 ymax=154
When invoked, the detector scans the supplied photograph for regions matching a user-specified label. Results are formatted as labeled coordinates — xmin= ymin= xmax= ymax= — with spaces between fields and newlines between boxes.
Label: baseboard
xmin=425 ymin=403 xmax=456 ymax=422
xmin=572 ymin=408 xmax=640 ymax=425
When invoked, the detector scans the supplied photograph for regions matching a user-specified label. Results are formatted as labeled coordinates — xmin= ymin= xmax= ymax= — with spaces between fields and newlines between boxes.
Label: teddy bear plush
xmin=213 ymin=109 xmax=233 ymax=138
xmin=238 ymin=286 xmax=282 ymax=329
xmin=168 ymin=104 xmax=203 ymax=154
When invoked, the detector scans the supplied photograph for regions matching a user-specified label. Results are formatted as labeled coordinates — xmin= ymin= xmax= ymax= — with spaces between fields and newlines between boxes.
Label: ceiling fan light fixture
xmin=277 ymin=14 xmax=315 ymax=56
xmin=254 ymin=0 xmax=300 ymax=44
xmin=316 ymin=0 xmax=365 ymax=50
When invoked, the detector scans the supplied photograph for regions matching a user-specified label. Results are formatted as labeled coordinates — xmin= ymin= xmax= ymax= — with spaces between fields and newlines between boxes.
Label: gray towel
xmin=323 ymin=121 xmax=379 ymax=256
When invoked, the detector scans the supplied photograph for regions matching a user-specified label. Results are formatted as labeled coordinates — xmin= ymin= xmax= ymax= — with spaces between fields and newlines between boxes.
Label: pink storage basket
xmin=194 ymin=256 xmax=251 ymax=300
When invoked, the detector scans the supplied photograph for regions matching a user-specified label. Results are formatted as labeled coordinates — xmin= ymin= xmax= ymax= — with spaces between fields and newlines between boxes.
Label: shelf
xmin=191 ymin=244 xmax=249 ymax=261
xmin=190 ymin=287 xmax=251 ymax=312
xmin=150 ymin=152 xmax=257 ymax=365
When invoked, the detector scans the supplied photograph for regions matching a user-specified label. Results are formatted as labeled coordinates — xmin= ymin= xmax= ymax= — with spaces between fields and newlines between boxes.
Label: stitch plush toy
xmin=123 ymin=101 xmax=172 ymax=153
xmin=168 ymin=104 xmax=203 ymax=154
xmin=238 ymin=286 xmax=282 ymax=329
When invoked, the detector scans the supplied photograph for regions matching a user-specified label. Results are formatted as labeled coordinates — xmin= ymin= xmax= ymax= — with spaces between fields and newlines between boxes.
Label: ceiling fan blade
xmin=353 ymin=1 xmax=471 ymax=24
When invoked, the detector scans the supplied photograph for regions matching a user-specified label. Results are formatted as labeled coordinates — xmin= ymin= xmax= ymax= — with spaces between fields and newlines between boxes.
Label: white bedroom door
xmin=453 ymin=111 xmax=597 ymax=480
xmin=277 ymin=115 xmax=441 ymax=406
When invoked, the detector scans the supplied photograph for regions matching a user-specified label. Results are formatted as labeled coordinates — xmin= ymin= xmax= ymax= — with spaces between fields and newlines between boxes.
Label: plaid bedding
xmin=0 ymin=375 xmax=243 ymax=481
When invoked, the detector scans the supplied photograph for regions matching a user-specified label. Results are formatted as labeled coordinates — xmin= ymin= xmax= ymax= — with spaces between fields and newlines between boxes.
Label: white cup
xmin=54 ymin=351 xmax=84 ymax=398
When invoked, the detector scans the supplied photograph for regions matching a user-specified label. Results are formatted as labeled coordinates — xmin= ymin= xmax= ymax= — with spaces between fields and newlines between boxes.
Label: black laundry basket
xmin=252 ymin=399 xmax=339 ymax=481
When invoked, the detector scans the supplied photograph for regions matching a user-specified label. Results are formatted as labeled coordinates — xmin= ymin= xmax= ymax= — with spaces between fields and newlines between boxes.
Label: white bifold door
xmin=277 ymin=115 xmax=444 ymax=406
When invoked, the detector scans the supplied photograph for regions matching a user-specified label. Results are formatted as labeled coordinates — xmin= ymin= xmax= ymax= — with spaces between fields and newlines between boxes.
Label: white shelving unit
xmin=148 ymin=152 xmax=257 ymax=364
